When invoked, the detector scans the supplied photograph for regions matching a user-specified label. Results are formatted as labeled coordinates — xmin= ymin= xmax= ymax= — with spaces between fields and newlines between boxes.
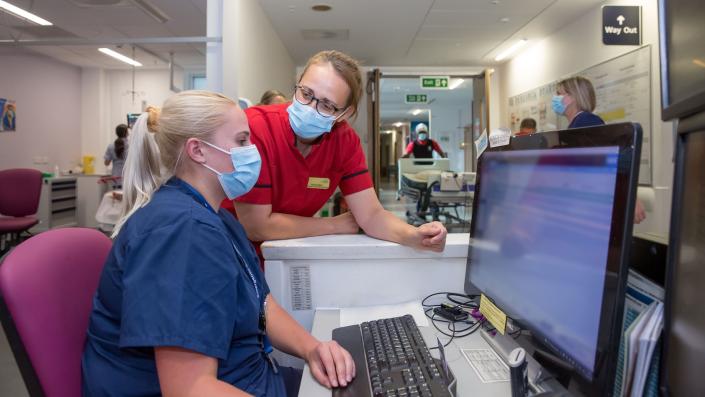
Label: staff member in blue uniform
xmin=82 ymin=91 xmax=354 ymax=397
xmin=552 ymin=76 xmax=605 ymax=129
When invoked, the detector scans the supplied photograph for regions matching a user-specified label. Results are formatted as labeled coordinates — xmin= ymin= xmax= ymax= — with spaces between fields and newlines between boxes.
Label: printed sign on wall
xmin=602 ymin=5 xmax=641 ymax=46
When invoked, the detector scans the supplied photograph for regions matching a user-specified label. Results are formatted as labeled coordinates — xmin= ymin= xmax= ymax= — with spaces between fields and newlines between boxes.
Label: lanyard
xmin=230 ymin=239 xmax=276 ymax=371
xmin=230 ymin=240 xmax=260 ymax=302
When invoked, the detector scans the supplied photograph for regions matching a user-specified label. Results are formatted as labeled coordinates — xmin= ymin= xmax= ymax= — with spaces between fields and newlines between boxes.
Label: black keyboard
xmin=332 ymin=315 xmax=455 ymax=397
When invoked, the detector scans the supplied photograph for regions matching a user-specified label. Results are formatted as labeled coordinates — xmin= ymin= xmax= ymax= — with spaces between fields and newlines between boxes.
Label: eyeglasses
xmin=294 ymin=85 xmax=347 ymax=117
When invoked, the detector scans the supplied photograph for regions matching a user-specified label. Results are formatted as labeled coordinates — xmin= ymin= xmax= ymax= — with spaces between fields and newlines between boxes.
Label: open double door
xmin=366 ymin=69 xmax=494 ymax=191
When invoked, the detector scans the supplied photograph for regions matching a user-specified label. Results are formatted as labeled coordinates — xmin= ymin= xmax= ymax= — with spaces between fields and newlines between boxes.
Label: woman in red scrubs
xmin=232 ymin=50 xmax=447 ymax=256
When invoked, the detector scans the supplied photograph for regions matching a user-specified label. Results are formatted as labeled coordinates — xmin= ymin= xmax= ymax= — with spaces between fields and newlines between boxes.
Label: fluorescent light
xmin=494 ymin=39 xmax=527 ymax=62
xmin=99 ymin=48 xmax=143 ymax=67
xmin=411 ymin=109 xmax=423 ymax=116
xmin=394 ymin=122 xmax=403 ymax=127
xmin=449 ymin=78 xmax=465 ymax=90
xmin=0 ymin=1 xmax=52 ymax=25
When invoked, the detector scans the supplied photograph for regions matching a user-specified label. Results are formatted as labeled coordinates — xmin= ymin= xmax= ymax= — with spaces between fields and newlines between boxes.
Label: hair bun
xmin=145 ymin=105 xmax=161 ymax=133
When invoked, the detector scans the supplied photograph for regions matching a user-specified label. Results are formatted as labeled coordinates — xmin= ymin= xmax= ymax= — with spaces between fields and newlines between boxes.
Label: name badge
xmin=307 ymin=177 xmax=330 ymax=189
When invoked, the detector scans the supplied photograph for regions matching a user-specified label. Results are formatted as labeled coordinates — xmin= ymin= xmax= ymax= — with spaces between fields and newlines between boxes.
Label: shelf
xmin=51 ymin=207 xmax=76 ymax=215
xmin=52 ymin=196 xmax=76 ymax=203
xmin=52 ymin=185 xmax=76 ymax=192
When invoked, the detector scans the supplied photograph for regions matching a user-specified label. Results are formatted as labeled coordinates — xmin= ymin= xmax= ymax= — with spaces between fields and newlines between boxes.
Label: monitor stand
xmin=480 ymin=327 xmax=570 ymax=396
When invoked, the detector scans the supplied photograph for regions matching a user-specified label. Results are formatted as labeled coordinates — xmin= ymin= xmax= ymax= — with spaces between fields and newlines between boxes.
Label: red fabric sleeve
xmin=432 ymin=140 xmax=443 ymax=154
xmin=235 ymin=112 xmax=273 ymax=205
xmin=338 ymin=125 xmax=373 ymax=196
xmin=405 ymin=142 xmax=415 ymax=154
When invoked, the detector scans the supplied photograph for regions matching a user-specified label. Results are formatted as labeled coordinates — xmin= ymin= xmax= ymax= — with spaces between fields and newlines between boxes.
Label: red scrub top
xmin=223 ymin=103 xmax=373 ymax=264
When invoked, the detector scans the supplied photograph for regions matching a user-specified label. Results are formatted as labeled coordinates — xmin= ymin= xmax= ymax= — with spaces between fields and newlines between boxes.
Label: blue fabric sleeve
xmin=104 ymin=144 xmax=115 ymax=162
xmin=118 ymin=218 xmax=239 ymax=360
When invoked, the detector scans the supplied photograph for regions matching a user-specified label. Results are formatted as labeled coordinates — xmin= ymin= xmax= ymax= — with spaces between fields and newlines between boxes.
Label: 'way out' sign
xmin=602 ymin=5 xmax=641 ymax=46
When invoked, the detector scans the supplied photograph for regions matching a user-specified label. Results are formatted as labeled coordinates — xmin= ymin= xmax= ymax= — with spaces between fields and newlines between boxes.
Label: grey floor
xmin=0 ymin=178 xmax=415 ymax=396
xmin=0 ymin=324 xmax=29 ymax=397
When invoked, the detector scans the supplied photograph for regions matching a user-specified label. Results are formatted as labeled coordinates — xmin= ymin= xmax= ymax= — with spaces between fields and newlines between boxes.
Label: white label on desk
xmin=461 ymin=348 xmax=510 ymax=383
xmin=489 ymin=128 xmax=512 ymax=148
xmin=474 ymin=130 xmax=488 ymax=158
xmin=289 ymin=266 xmax=312 ymax=310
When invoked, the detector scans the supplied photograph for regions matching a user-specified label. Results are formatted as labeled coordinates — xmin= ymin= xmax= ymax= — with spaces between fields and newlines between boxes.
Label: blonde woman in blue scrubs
xmin=82 ymin=91 xmax=354 ymax=396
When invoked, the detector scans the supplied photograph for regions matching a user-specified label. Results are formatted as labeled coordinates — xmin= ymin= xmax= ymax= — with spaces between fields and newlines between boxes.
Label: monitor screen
xmin=661 ymin=129 xmax=705 ymax=395
xmin=659 ymin=0 xmax=705 ymax=120
xmin=127 ymin=113 xmax=141 ymax=129
xmin=467 ymin=146 xmax=619 ymax=379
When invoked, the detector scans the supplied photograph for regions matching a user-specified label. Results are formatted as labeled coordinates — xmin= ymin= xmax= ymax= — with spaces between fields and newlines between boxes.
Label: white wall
xmin=80 ymin=68 xmax=184 ymax=175
xmin=496 ymin=0 xmax=673 ymax=241
xmin=0 ymin=49 xmax=82 ymax=172
xmin=222 ymin=0 xmax=296 ymax=103
xmin=81 ymin=68 xmax=109 ymax=175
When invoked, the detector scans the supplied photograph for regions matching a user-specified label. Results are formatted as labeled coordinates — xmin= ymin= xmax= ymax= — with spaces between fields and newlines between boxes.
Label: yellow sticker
xmin=307 ymin=177 xmax=330 ymax=189
xmin=479 ymin=294 xmax=507 ymax=335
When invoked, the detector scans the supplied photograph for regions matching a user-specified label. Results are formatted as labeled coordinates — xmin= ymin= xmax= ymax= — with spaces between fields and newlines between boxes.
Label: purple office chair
xmin=0 ymin=228 xmax=111 ymax=397
xmin=0 ymin=168 xmax=43 ymax=251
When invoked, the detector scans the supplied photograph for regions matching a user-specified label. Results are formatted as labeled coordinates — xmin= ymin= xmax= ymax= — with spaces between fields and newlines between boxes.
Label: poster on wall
xmin=507 ymin=45 xmax=652 ymax=185
xmin=0 ymin=98 xmax=16 ymax=132
xmin=508 ymin=82 xmax=560 ymax=133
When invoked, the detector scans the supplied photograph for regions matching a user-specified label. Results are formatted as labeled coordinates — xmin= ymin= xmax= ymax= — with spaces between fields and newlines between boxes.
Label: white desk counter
xmin=262 ymin=233 xmax=470 ymax=333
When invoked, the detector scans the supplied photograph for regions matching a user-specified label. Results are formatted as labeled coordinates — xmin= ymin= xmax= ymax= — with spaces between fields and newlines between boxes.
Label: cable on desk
xmin=422 ymin=292 xmax=482 ymax=350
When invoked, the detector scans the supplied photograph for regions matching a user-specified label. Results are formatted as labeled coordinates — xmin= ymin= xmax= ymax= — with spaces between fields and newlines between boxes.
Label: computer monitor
xmin=658 ymin=0 xmax=705 ymax=121
xmin=660 ymin=117 xmax=705 ymax=395
xmin=127 ymin=113 xmax=141 ymax=129
xmin=464 ymin=123 xmax=642 ymax=395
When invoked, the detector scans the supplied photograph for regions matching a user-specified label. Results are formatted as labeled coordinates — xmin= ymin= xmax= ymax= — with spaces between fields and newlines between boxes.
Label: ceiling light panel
xmin=99 ymin=47 xmax=143 ymax=67
xmin=0 ymin=0 xmax=52 ymax=25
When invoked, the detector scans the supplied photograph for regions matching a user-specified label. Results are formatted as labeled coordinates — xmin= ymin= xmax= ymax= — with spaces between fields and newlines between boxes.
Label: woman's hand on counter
xmin=331 ymin=212 xmax=360 ymax=235
xmin=414 ymin=221 xmax=447 ymax=252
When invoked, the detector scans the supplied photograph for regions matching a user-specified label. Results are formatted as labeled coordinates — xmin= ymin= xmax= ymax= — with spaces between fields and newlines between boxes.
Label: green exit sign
xmin=420 ymin=76 xmax=450 ymax=89
xmin=405 ymin=94 xmax=428 ymax=104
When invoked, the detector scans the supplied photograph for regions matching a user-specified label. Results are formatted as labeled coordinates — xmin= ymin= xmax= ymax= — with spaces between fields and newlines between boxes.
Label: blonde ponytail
xmin=111 ymin=91 xmax=236 ymax=238
xmin=112 ymin=109 xmax=163 ymax=237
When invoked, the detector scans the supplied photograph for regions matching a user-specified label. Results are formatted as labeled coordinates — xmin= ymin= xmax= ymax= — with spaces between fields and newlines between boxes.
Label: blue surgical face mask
xmin=200 ymin=141 xmax=262 ymax=200
xmin=287 ymin=100 xmax=341 ymax=139
xmin=552 ymin=95 xmax=566 ymax=115
xmin=418 ymin=133 xmax=428 ymax=141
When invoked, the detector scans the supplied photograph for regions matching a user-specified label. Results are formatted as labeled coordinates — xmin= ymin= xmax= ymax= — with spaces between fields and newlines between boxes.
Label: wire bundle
xmin=422 ymin=292 xmax=483 ymax=348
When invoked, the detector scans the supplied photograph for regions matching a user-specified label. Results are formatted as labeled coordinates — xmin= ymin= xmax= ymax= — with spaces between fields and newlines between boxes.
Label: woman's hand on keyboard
xmin=305 ymin=340 xmax=356 ymax=389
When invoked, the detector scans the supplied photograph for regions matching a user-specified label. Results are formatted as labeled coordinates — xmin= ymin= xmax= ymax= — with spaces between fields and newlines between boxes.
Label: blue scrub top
xmin=568 ymin=111 xmax=605 ymax=128
xmin=82 ymin=177 xmax=286 ymax=397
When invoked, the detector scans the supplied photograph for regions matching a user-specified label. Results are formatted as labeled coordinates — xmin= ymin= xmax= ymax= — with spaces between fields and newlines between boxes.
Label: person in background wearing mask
xmin=515 ymin=118 xmax=537 ymax=136
xmin=553 ymin=76 xmax=646 ymax=224
xmin=552 ymin=76 xmax=605 ymax=128
xmin=104 ymin=124 xmax=129 ymax=178
xmin=401 ymin=123 xmax=446 ymax=159
xmin=82 ymin=91 xmax=355 ymax=397
xmin=227 ymin=51 xmax=447 ymax=265
xmin=259 ymin=89 xmax=288 ymax=105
